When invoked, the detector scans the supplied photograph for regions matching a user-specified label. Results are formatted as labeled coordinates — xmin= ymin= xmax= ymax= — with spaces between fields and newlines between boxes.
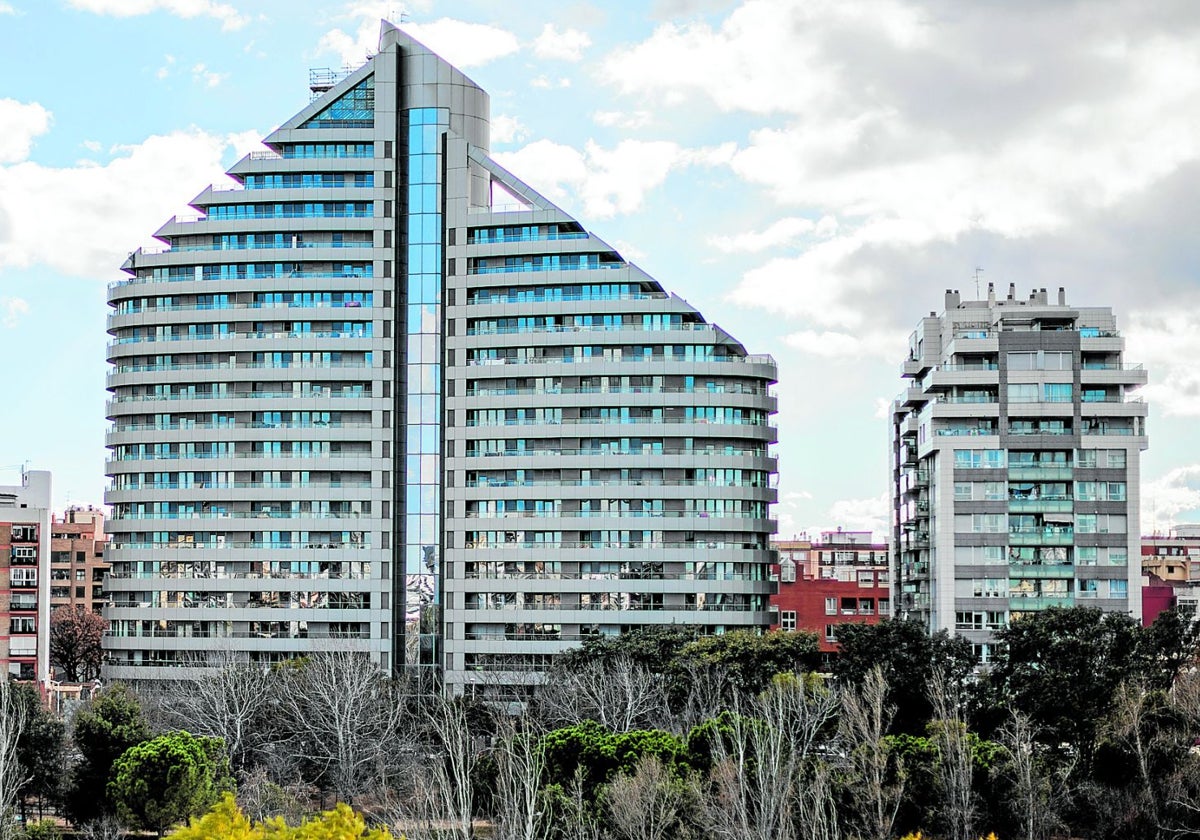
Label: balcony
xmin=1008 ymin=527 xmax=1074 ymax=546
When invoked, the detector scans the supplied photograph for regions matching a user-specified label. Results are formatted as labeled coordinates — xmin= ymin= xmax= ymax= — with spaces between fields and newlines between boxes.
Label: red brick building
xmin=50 ymin=506 xmax=109 ymax=615
xmin=1140 ymin=526 xmax=1200 ymax=626
xmin=771 ymin=530 xmax=890 ymax=654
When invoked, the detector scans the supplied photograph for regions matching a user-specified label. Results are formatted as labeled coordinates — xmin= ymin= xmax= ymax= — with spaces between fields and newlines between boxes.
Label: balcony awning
xmin=1043 ymin=512 xmax=1074 ymax=524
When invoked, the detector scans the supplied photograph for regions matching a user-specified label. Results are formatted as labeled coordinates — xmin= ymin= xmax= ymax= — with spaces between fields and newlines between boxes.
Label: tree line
xmin=1 ymin=605 xmax=1198 ymax=840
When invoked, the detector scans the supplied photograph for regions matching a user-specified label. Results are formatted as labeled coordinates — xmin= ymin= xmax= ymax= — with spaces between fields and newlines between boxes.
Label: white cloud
xmin=533 ymin=23 xmax=592 ymax=62
xmin=710 ymin=216 xmax=817 ymax=254
xmin=489 ymin=115 xmax=527 ymax=145
xmin=81 ymin=140 xmax=101 ymax=153
xmin=531 ymin=75 xmax=572 ymax=89
xmin=0 ymin=99 xmax=51 ymax=165
xmin=0 ymin=3 xmax=16 ymax=15
xmin=783 ymin=328 xmax=904 ymax=361
xmin=318 ymin=6 xmax=519 ymax=69
xmin=0 ymin=297 xmax=29 ymax=328
xmin=0 ymin=128 xmax=259 ymax=278
xmin=593 ymin=110 xmax=653 ymax=129
xmin=66 ymin=0 xmax=248 ymax=31
xmin=806 ymin=493 xmax=890 ymax=540
xmin=191 ymin=62 xmax=228 ymax=87
xmin=494 ymin=138 xmax=734 ymax=218
xmin=601 ymin=0 xmax=1200 ymax=360
xmin=1143 ymin=465 xmax=1200 ymax=535
xmin=1126 ymin=310 xmax=1200 ymax=417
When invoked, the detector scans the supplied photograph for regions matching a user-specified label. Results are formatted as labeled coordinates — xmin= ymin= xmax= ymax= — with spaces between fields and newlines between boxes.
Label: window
xmin=1008 ymin=383 xmax=1039 ymax=402
xmin=825 ymin=625 xmax=837 ymax=642
xmin=1044 ymin=351 xmax=1072 ymax=370
xmin=1106 ymin=450 xmax=1127 ymax=468
xmin=1076 ymin=449 xmax=1097 ymax=468
xmin=779 ymin=559 xmax=796 ymax=583
xmin=858 ymin=571 xmax=875 ymax=587
xmin=954 ymin=449 xmax=1006 ymax=469
xmin=1007 ymin=352 xmax=1036 ymax=370
xmin=781 ymin=611 xmax=797 ymax=631
xmin=1109 ymin=580 xmax=1129 ymax=598
xmin=824 ymin=597 xmax=836 ymax=615
xmin=879 ymin=599 xmax=890 ymax=615
xmin=1043 ymin=383 xmax=1073 ymax=403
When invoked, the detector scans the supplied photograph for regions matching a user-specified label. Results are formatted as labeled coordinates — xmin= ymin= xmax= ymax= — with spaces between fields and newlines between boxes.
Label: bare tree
xmin=78 ymin=816 xmax=126 ymax=840
xmin=49 ymin=605 xmax=106 ymax=683
xmin=276 ymin=651 xmax=407 ymax=804
xmin=493 ymin=718 xmax=550 ymax=840
xmin=552 ymin=765 xmax=600 ymax=840
xmin=537 ymin=656 xmax=669 ymax=734
xmin=839 ymin=666 xmax=903 ymax=840
xmin=386 ymin=695 xmax=481 ymax=840
xmin=157 ymin=651 xmax=276 ymax=774
xmin=604 ymin=754 xmax=694 ymax=840
xmin=676 ymin=660 xmax=735 ymax=733
xmin=0 ymin=680 xmax=29 ymax=840
xmin=929 ymin=670 xmax=975 ymax=840
xmin=701 ymin=674 xmax=839 ymax=840
xmin=999 ymin=709 xmax=1066 ymax=840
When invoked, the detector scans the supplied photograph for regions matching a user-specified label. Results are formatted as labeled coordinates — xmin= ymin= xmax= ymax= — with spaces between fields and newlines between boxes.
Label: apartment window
xmin=858 ymin=598 xmax=874 ymax=615
xmin=779 ymin=559 xmax=796 ymax=583
xmin=1009 ymin=383 xmax=1039 ymax=403
xmin=1044 ymin=351 xmax=1072 ymax=370
xmin=1109 ymin=580 xmax=1129 ymax=598
xmin=825 ymin=625 xmax=837 ymax=642
xmin=1076 ymin=449 xmax=1097 ymax=468
xmin=75 ymin=569 xmax=87 ymax=580
xmin=824 ymin=597 xmax=836 ymax=615
xmin=1007 ymin=352 xmax=1036 ymax=370
xmin=879 ymin=599 xmax=890 ymax=615
xmin=857 ymin=571 xmax=875 ymax=587
xmin=781 ymin=611 xmax=797 ymax=631
xmin=1076 ymin=547 xmax=1098 ymax=566
xmin=1106 ymin=450 xmax=1127 ymax=468
xmin=954 ymin=449 xmax=1005 ymax=469
xmin=1079 ymin=579 xmax=1099 ymax=599
xmin=1043 ymin=383 xmax=1073 ymax=403
xmin=9 ymin=617 xmax=34 ymax=634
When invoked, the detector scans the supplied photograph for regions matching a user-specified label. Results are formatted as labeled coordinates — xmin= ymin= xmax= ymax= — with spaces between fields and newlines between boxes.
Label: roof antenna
xmin=973 ymin=266 xmax=984 ymax=299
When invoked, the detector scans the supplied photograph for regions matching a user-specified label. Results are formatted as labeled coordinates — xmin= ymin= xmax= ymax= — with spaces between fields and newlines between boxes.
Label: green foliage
xmin=539 ymin=721 xmax=689 ymax=799
xmin=108 ymin=731 xmax=233 ymax=836
xmin=66 ymin=684 xmax=150 ymax=824
xmin=671 ymin=629 xmax=821 ymax=697
xmin=19 ymin=821 xmax=59 ymax=840
xmin=557 ymin=625 xmax=699 ymax=672
xmin=168 ymin=793 xmax=392 ymax=840
xmin=12 ymin=684 xmax=66 ymax=812
xmin=987 ymin=607 xmax=1140 ymax=751
xmin=834 ymin=619 xmax=975 ymax=734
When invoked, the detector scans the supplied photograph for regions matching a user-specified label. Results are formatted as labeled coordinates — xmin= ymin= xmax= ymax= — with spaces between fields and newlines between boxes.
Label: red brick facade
xmin=771 ymin=531 xmax=890 ymax=654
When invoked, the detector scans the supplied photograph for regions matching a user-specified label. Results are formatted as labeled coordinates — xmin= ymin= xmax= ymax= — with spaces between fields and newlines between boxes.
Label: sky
xmin=1 ymin=0 xmax=1199 ymax=538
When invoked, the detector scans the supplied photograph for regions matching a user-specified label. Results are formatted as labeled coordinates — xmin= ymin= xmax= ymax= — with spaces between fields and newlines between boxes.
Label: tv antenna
xmin=973 ymin=266 xmax=984 ymax=298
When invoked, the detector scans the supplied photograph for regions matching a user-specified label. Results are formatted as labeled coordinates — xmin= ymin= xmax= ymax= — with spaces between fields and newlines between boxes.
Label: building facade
xmin=0 ymin=470 xmax=52 ymax=682
xmin=1141 ymin=526 xmax=1200 ymax=625
xmin=50 ymin=506 xmax=109 ymax=615
xmin=771 ymin=531 xmax=890 ymax=654
xmin=892 ymin=286 xmax=1147 ymax=659
xmin=104 ymin=23 xmax=778 ymax=694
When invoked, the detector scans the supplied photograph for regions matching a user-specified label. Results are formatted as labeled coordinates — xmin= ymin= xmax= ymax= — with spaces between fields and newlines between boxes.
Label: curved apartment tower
xmin=104 ymin=23 xmax=778 ymax=694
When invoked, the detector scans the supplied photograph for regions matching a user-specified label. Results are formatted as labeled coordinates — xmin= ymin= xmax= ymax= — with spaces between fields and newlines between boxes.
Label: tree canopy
xmin=109 ymin=731 xmax=232 ymax=837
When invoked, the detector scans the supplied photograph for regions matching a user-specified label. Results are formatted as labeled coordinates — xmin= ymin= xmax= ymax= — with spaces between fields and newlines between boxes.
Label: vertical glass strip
xmin=401 ymin=107 xmax=447 ymax=679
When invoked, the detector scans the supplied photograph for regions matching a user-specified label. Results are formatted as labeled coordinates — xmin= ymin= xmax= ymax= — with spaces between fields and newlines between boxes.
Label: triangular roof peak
xmin=379 ymin=19 xmax=487 ymax=95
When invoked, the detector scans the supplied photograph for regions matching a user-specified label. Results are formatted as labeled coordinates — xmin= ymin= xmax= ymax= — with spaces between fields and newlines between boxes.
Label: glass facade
xmin=402 ymin=107 xmax=448 ymax=677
